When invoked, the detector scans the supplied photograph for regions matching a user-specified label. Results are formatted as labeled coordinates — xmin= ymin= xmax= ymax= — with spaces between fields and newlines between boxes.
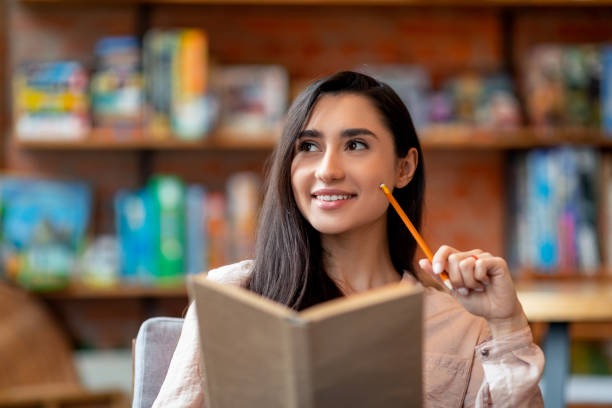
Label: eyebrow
xmin=297 ymin=128 xmax=378 ymax=139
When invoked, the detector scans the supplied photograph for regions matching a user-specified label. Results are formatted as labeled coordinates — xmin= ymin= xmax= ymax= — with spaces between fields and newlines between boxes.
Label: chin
xmin=310 ymin=223 xmax=351 ymax=236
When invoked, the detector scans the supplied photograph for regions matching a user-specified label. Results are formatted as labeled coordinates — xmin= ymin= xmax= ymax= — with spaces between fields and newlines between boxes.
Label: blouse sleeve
xmin=472 ymin=326 xmax=545 ymax=407
xmin=152 ymin=302 xmax=206 ymax=408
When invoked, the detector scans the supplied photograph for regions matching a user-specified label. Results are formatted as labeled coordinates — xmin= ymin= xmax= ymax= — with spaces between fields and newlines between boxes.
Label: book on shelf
xmin=211 ymin=64 xmax=289 ymax=143
xmin=189 ymin=274 xmax=423 ymax=408
xmin=114 ymin=172 xmax=259 ymax=284
xmin=524 ymin=44 xmax=602 ymax=129
xmin=13 ymin=61 xmax=91 ymax=140
xmin=441 ymin=72 xmax=521 ymax=130
xmin=603 ymin=45 xmax=612 ymax=135
xmin=507 ymin=147 xmax=602 ymax=276
xmin=185 ymin=184 xmax=207 ymax=275
xmin=600 ymin=152 xmax=612 ymax=273
xmin=115 ymin=175 xmax=186 ymax=285
xmin=90 ymin=36 xmax=144 ymax=134
xmin=143 ymin=28 xmax=214 ymax=141
xmin=226 ymin=172 xmax=261 ymax=262
xmin=0 ymin=174 xmax=92 ymax=290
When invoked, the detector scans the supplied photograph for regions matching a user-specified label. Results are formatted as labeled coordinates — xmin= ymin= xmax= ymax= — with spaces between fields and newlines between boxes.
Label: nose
xmin=315 ymin=149 xmax=344 ymax=183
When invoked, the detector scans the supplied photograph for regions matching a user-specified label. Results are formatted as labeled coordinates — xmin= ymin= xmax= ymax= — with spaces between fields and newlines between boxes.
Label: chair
xmin=131 ymin=317 xmax=184 ymax=408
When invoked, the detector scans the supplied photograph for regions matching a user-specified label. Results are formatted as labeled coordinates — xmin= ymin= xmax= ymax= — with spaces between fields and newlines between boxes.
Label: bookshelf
xmin=4 ymin=3 xmax=612 ymax=402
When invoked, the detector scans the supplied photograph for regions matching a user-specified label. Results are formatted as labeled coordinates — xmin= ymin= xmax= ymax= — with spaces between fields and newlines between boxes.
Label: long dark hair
xmin=245 ymin=70 xmax=425 ymax=310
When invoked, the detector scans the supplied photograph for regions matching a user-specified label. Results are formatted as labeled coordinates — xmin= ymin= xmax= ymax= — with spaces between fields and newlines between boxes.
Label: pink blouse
xmin=153 ymin=260 xmax=544 ymax=407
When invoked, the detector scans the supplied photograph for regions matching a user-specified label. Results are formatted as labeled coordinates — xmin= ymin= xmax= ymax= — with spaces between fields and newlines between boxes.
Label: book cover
xmin=0 ymin=174 xmax=92 ymax=290
xmin=526 ymin=148 xmax=559 ymax=272
xmin=90 ymin=36 xmax=144 ymax=133
xmin=561 ymin=45 xmax=600 ymax=127
xmin=171 ymin=29 xmax=213 ymax=140
xmin=144 ymin=30 xmax=176 ymax=138
xmin=114 ymin=188 xmax=158 ymax=282
xmin=13 ymin=60 xmax=91 ymax=139
xmin=148 ymin=175 xmax=186 ymax=284
xmin=524 ymin=45 xmax=565 ymax=128
xmin=189 ymin=274 xmax=423 ymax=408
xmin=211 ymin=65 xmax=289 ymax=142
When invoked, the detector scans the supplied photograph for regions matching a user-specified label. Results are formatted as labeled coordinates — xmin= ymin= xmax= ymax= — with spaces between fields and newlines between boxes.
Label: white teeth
xmin=316 ymin=195 xmax=351 ymax=201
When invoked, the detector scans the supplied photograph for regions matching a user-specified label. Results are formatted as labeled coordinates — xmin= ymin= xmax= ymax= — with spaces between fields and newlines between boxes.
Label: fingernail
xmin=433 ymin=262 xmax=444 ymax=275
xmin=457 ymin=287 xmax=469 ymax=296
xmin=418 ymin=259 xmax=427 ymax=269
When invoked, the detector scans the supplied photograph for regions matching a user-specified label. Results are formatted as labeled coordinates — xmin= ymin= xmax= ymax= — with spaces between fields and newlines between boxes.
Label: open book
xmin=188 ymin=274 xmax=423 ymax=408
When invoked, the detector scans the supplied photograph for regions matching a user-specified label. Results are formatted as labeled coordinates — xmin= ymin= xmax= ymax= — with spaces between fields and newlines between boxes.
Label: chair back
xmin=132 ymin=317 xmax=184 ymax=408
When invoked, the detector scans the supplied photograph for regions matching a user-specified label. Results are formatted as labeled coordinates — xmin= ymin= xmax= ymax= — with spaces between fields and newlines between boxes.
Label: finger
xmin=458 ymin=256 xmax=483 ymax=290
xmin=431 ymin=245 xmax=457 ymax=276
xmin=473 ymin=258 xmax=491 ymax=286
xmin=446 ymin=252 xmax=467 ymax=290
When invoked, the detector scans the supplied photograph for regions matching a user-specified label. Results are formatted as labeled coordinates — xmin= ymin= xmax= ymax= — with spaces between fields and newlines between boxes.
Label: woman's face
xmin=290 ymin=93 xmax=417 ymax=236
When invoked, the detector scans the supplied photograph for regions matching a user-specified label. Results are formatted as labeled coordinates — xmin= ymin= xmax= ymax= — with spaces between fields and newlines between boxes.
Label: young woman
xmin=153 ymin=71 xmax=544 ymax=407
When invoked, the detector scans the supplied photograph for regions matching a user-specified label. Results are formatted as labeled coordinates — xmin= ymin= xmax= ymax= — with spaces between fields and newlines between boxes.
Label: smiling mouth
xmin=313 ymin=194 xmax=356 ymax=201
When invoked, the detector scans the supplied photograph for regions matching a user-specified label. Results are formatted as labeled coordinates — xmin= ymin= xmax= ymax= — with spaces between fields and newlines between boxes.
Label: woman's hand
xmin=418 ymin=245 xmax=529 ymax=338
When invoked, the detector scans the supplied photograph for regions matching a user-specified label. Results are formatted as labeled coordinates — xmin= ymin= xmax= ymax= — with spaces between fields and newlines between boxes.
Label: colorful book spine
xmin=526 ymin=148 xmax=559 ymax=272
xmin=602 ymin=46 xmax=612 ymax=135
xmin=226 ymin=172 xmax=261 ymax=262
xmin=114 ymin=188 xmax=158 ymax=282
xmin=185 ymin=184 xmax=207 ymax=274
xmin=148 ymin=175 xmax=186 ymax=285
xmin=172 ymin=29 xmax=210 ymax=140
xmin=575 ymin=148 xmax=600 ymax=274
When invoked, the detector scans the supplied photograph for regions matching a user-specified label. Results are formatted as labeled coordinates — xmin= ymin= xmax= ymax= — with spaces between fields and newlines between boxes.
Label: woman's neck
xmin=322 ymin=229 xmax=401 ymax=295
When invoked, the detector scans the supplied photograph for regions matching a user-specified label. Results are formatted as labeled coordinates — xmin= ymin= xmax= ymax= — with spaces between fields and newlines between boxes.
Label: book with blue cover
xmin=0 ymin=174 xmax=92 ymax=290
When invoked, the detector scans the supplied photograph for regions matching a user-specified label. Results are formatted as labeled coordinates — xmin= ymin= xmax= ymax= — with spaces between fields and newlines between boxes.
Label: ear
xmin=395 ymin=148 xmax=418 ymax=189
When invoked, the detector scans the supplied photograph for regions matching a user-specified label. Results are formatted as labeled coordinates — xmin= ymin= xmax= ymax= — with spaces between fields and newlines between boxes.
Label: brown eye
xmin=346 ymin=140 xmax=367 ymax=151
xmin=296 ymin=140 xmax=318 ymax=152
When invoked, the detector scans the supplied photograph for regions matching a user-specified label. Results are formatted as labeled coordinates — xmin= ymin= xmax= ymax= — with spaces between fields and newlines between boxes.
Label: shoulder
xmin=206 ymin=259 xmax=254 ymax=287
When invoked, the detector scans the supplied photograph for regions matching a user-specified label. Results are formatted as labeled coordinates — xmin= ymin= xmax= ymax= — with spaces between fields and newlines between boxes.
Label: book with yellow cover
xmin=188 ymin=273 xmax=423 ymax=408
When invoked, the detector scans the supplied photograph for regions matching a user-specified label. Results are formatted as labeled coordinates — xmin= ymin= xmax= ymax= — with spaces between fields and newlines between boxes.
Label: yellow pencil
xmin=379 ymin=183 xmax=453 ymax=290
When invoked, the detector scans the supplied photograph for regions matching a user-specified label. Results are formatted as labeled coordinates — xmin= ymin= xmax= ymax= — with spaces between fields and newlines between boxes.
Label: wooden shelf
xmin=18 ymin=0 xmax=612 ymax=7
xmin=516 ymin=279 xmax=612 ymax=322
xmin=421 ymin=126 xmax=612 ymax=150
xmin=13 ymin=126 xmax=612 ymax=151
xmin=13 ymin=129 xmax=278 ymax=151
xmin=38 ymin=282 xmax=188 ymax=299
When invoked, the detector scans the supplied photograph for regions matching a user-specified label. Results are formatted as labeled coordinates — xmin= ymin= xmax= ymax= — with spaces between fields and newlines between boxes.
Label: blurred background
xmin=1 ymin=0 xmax=612 ymax=407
